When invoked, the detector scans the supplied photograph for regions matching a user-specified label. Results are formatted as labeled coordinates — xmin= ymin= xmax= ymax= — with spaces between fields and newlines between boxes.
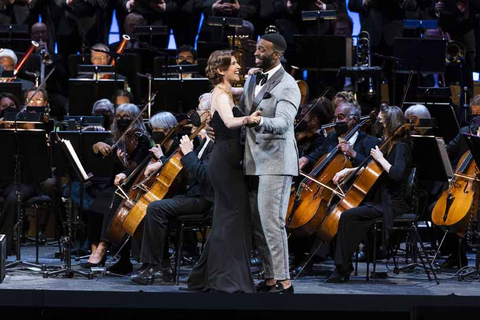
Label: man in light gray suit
xmin=239 ymin=33 xmax=300 ymax=294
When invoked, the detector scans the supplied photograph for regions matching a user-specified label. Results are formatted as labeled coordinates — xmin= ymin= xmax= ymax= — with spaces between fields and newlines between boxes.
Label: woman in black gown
xmin=326 ymin=105 xmax=412 ymax=283
xmin=187 ymin=50 xmax=262 ymax=293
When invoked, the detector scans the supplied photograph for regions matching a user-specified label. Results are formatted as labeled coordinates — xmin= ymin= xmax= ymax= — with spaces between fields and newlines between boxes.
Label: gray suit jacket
xmin=239 ymin=66 xmax=300 ymax=176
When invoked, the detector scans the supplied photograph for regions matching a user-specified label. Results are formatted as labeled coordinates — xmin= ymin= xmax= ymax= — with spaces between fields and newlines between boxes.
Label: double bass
xmin=316 ymin=117 xmax=419 ymax=241
xmin=286 ymin=112 xmax=377 ymax=237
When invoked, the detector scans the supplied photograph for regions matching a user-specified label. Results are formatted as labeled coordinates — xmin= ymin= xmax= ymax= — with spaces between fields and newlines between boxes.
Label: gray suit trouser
xmin=249 ymin=175 xmax=292 ymax=280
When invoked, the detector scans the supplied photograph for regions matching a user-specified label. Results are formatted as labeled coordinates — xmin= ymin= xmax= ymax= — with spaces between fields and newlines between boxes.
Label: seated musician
xmin=299 ymin=100 xmax=379 ymax=171
xmin=429 ymin=95 xmax=480 ymax=269
xmin=326 ymin=105 xmax=412 ymax=283
xmin=112 ymin=89 xmax=134 ymax=107
xmin=0 ymin=48 xmax=34 ymax=91
xmin=129 ymin=95 xmax=213 ymax=285
xmin=0 ymin=93 xmax=20 ymax=119
xmin=295 ymin=97 xmax=333 ymax=158
xmin=82 ymin=103 xmax=151 ymax=269
xmin=109 ymin=13 xmax=145 ymax=52
xmin=25 ymin=86 xmax=49 ymax=108
xmin=404 ymin=104 xmax=432 ymax=135
xmin=82 ymin=99 xmax=115 ymax=131
xmin=175 ymin=45 xmax=198 ymax=79
xmin=78 ymin=44 xmax=127 ymax=81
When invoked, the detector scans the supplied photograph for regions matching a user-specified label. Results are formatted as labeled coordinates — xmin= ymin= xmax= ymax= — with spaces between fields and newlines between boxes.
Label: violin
xmin=431 ymin=151 xmax=477 ymax=237
xmin=286 ymin=111 xmax=377 ymax=237
xmin=117 ymin=128 xmax=140 ymax=168
xmin=315 ymin=116 xmax=419 ymax=241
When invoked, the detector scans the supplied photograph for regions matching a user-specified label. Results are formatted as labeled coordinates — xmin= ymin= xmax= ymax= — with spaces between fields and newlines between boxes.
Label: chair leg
xmin=372 ymin=223 xmax=378 ymax=281
xmin=354 ymin=249 xmax=359 ymax=276
xmin=174 ymin=222 xmax=185 ymax=286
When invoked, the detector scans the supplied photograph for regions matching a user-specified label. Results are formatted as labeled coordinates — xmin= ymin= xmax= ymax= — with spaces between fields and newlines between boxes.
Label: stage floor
xmin=1 ymin=245 xmax=480 ymax=318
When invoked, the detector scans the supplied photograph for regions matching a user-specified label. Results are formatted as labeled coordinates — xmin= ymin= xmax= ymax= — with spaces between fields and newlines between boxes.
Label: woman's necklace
xmin=216 ymin=85 xmax=233 ymax=100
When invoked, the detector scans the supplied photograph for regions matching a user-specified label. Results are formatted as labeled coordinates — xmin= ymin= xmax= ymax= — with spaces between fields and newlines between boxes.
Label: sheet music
xmin=62 ymin=138 xmax=89 ymax=181
xmin=436 ymin=138 xmax=454 ymax=179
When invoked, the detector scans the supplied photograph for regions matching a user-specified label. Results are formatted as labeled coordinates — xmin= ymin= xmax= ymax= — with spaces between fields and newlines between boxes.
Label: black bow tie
xmin=255 ymin=72 xmax=269 ymax=86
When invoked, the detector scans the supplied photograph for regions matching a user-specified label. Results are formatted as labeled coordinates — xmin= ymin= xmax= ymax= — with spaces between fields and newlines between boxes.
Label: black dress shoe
xmin=255 ymin=280 xmax=274 ymax=293
xmin=106 ymin=259 xmax=133 ymax=275
xmin=268 ymin=281 xmax=294 ymax=294
xmin=81 ymin=255 xmax=107 ymax=268
xmin=130 ymin=264 xmax=174 ymax=285
xmin=291 ymin=260 xmax=313 ymax=277
xmin=325 ymin=265 xmax=353 ymax=283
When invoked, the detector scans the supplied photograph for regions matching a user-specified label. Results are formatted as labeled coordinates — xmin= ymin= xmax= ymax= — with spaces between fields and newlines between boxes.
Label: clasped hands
xmin=245 ymin=110 xmax=262 ymax=127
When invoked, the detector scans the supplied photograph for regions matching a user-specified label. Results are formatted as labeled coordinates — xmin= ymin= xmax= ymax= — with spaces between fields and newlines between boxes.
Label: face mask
xmin=117 ymin=118 xmax=131 ymax=132
xmin=0 ymin=106 xmax=17 ymax=118
xmin=334 ymin=122 xmax=349 ymax=136
xmin=179 ymin=60 xmax=191 ymax=65
xmin=190 ymin=112 xmax=202 ymax=127
xmin=152 ymin=131 xmax=166 ymax=144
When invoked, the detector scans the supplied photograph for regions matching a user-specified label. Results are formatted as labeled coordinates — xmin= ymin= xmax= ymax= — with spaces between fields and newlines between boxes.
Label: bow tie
xmin=255 ymin=72 xmax=269 ymax=86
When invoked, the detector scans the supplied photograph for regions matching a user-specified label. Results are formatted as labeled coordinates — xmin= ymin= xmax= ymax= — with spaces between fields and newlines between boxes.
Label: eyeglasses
xmin=333 ymin=113 xmax=355 ymax=121
xmin=26 ymin=98 xmax=44 ymax=104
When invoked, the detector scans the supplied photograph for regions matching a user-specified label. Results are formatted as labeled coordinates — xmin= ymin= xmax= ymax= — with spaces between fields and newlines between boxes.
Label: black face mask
xmin=0 ymin=107 xmax=17 ymax=118
xmin=117 ymin=118 xmax=131 ymax=132
xmin=179 ymin=60 xmax=191 ymax=65
xmin=190 ymin=112 xmax=202 ymax=127
xmin=334 ymin=122 xmax=349 ymax=136
xmin=152 ymin=131 xmax=166 ymax=144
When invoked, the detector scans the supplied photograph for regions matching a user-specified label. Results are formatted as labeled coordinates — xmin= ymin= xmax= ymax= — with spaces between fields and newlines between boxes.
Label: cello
xmin=431 ymin=150 xmax=477 ymax=237
xmin=316 ymin=116 xmax=419 ymax=241
xmin=112 ymin=119 xmax=207 ymax=242
xmin=286 ymin=111 xmax=377 ymax=237
xmin=105 ymin=118 xmax=188 ymax=245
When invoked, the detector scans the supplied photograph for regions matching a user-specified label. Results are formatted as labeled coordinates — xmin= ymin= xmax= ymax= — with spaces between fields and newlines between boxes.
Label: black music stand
xmin=44 ymin=134 xmax=93 ymax=279
xmin=206 ymin=16 xmax=243 ymax=45
xmin=134 ymin=25 xmax=169 ymax=49
xmin=301 ymin=10 xmax=337 ymax=35
xmin=154 ymin=63 xmax=199 ymax=79
xmin=68 ymin=78 xmax=126 ymax=115
xmin=0 ymin=82 xmax=23 ymax=103
xmin=0 ymin=130 xmax=51 ymax=271
xmin=403 ymin=20 xmax=439 ymax=38
xmin=411 ymin=135 xmax=453 ymax=183
xmin=393 ymin=38 xmax=447 ymax=107
xmin=293 ymin=35 xmax=352 ymax=71
xmin=152 ymin=77 xmax=210 ymax=114
xmin=458 ymin=133 xmax=480 ymax=280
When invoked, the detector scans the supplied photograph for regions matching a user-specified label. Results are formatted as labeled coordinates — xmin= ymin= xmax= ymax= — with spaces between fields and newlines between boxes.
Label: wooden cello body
xmin=316 ymin=118 xmax=417 ymax=242
xmin=286 ymin=114 xmax=376 ymax=237
xmin=431 ymin=151 xmax=477 ymax=237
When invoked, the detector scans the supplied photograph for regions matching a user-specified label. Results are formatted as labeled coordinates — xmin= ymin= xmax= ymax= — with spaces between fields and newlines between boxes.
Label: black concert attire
xmin=197 ymin=0 xmax=260 ymax=43
xmin=305 ymin=130 xmax=380 ymax=169
xmin=333 ymin=141 xmax=412 ymax=275
xmin=139 ymin=138 xmax=214 ymax=268
xmin=188 ymin=109 xmax=256 ymax=293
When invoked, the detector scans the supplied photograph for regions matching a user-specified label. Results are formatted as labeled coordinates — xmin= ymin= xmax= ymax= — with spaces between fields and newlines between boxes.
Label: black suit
xmin=305 ymin=130 xmax=380 ymax=168
xmin=140 ymin=139 xmax=214 ymax=265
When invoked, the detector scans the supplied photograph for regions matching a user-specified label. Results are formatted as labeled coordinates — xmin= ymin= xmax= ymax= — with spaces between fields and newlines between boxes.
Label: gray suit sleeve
xmin=257 ymin=86 xmax=299 ymax=135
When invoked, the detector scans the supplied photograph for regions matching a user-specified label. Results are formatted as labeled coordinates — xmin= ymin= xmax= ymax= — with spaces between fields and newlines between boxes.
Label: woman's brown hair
xmin=205 ymin=50 xmax=232 ymax=85
xmin=380 ymin=104 xmax=407 ymax=138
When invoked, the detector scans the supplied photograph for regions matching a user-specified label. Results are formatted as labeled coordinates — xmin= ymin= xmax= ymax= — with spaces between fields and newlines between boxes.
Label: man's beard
xmin=258 ymin=53 xmax=274 ymax=70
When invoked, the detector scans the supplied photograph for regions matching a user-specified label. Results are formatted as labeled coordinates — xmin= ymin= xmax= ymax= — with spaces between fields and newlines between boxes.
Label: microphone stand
xmin=6 ymin=67 xmax=56 ymax=271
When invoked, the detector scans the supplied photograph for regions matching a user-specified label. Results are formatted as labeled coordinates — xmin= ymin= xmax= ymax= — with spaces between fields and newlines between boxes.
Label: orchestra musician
xmin=81 ymin=103 xmax=150 ymax=269
xmin=0 ymin=93 xmax=20 ymax=119
xmin=299 ymin=100 xmax=379 ymax=171
xmin=327 ymin=105 xmax=412 ymax=283
xmin=130 ymin=95 xmax=214 ymax=285
xmin=78 ymin=43 xmax=127 ymax=81
xmin=0 ymin=48 xmax=34 ymax=91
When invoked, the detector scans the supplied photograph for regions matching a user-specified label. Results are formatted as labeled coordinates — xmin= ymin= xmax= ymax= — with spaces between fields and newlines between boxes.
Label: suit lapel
xmin=244 ymin=75 xmax=256 ymax=115
xmin=250 ymin=67 xmax=285 ymax=115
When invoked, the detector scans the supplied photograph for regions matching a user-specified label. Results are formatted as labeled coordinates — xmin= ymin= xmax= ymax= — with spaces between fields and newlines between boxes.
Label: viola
xmin=432 ymin=151 xmax=477 ymax=237
xmin=315 ymin=116 xmax=419 ymax=241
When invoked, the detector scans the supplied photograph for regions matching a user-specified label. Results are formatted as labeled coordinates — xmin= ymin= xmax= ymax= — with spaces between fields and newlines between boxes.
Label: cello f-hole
xmin=463 ymin=181 xmax=470 ymax=194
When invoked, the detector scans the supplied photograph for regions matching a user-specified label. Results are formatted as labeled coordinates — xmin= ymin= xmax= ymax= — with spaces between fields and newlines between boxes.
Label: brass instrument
xmin=356 ymin=31 xmax=374 ymax=96
xmin=446 ymin=40 xmax=465 ymax=65
xmin=111 ymin=34 xmax=130 ymax=67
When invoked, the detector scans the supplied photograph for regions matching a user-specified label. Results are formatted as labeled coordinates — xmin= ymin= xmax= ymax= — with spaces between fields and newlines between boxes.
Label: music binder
xmin=411 ymin=135 xmax=454 ymax=182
